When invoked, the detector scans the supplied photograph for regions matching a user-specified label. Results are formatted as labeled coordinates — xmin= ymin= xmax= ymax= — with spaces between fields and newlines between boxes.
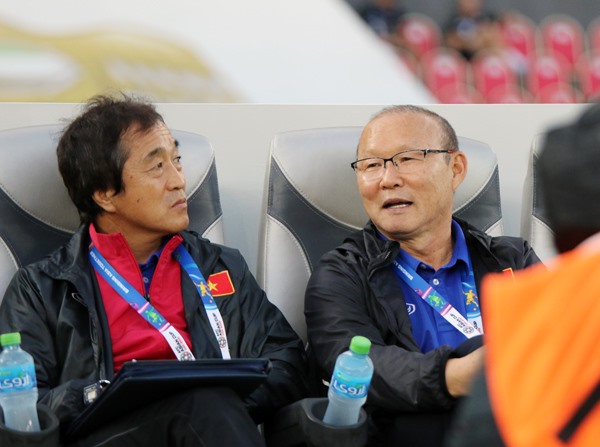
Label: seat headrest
xmin=520 ymin=133 xmax=557 ymax=262
xmin=269 ymin=127 xmax=502 ymax=243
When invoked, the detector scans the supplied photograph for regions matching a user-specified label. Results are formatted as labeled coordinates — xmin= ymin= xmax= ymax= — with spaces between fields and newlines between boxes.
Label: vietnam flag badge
xmin=207 ymin=270 xmax=235 ymax=297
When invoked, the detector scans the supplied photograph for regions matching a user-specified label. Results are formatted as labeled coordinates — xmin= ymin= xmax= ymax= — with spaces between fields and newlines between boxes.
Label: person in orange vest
xmin=445 ymin=103 xmax=600 ymax=447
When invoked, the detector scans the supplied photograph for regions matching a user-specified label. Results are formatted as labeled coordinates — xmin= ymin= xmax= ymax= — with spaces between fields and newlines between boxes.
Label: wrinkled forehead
xmin=358 ymin=113 xmax=444 ymax=158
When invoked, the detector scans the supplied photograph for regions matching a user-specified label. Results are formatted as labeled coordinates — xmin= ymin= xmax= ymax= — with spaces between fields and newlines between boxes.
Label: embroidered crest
xmin=207 ymin=270 xmax=235 ymax=296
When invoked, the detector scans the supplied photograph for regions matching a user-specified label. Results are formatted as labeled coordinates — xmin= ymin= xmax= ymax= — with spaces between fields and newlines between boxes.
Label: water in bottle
xmin=0 ymin=332 xmax=41 ymax=432
xmin=322 ymin=335 xmax=374 ymax=426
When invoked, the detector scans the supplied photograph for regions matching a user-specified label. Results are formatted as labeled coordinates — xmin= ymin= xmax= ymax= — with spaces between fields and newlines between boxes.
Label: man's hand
xmin=444 ymin=346 xmax=485 ymax=397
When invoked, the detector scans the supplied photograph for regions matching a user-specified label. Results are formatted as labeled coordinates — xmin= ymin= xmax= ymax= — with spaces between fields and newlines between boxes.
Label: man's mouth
xmin=382 ymin=198 xmax=411 ymax=209
xmin=172 ymin=198 xmax=187 ymax=208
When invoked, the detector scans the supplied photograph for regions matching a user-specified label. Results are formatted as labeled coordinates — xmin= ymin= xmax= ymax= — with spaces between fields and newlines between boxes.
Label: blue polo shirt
xmin=390 ymin=220 xmax=475 ymax=353
xmin=139 ymin=247 xmax=165 ymax=295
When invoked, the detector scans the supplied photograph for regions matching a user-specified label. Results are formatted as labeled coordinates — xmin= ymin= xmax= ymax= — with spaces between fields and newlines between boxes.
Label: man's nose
xmin=380 ymin=159 xmax=401 ymax=182
xmin=168 ymin=163 xmax=186 ymax=189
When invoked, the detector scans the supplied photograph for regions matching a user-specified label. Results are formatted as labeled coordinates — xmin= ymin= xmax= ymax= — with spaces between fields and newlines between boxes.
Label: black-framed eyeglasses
xmin=350 ymin=149 xmax=455 ymax=180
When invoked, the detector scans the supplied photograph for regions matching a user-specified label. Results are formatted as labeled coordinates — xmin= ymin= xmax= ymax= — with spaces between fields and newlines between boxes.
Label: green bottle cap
xmin=349 ymin=335 xmax=371 ymax=355
xmin=0 ymin=332 xmax=21 ymax=347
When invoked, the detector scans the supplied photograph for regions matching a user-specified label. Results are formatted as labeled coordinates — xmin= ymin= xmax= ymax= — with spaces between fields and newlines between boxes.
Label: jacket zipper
xmin=72 ymin=292 xmax=107 ymax=381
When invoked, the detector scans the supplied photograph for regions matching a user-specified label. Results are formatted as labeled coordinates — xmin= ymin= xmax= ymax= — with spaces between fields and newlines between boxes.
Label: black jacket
xmin=0 ymin=226 xmax=308 ymax=426
xmin=305 ymin=219 xmax=540 ymax=414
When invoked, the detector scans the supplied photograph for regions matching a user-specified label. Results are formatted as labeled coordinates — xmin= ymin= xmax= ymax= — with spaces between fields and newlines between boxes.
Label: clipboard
xmin=65 ymin=358 xmax=272 ymax=440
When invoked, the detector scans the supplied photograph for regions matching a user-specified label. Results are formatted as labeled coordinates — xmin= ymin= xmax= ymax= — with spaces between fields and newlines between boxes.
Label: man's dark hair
xmin=57 ymin=94 xmax=165 ymax=224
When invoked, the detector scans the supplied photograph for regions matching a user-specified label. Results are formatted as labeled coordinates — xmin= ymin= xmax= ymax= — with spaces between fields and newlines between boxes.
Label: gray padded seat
xmin=0 ymin=124 xmax=224 ymax=302
xmin=520 ymin=133 xmax=557 ymax=262
xmin=257 ymin=127 xmax=503 ymax=343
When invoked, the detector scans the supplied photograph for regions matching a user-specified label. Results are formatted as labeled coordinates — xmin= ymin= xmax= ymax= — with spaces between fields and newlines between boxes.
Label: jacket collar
xmin=345 ymin=217 xmax=497 ymax=277
xmin=88 ymin=223 xmax=184 ymax=269
xmin=37 ymin=225 xmax=225 ymax=361
xmin=37 ymin=225 xmax=225 ymax=376
xmin=40 ymin=225 xmax=222 ymax=282
xmin=41 ymin=225 xmax=95 ymax=288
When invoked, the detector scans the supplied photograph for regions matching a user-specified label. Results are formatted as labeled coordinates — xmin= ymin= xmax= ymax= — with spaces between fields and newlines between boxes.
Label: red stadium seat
xmin=575 ymin=51 xmax=600 ymax=101
xmin=500 ymin=11 xmax=538 ymax=71
xmin=527 ymin=52 xmax=571 ymax=97
xmin=419 ymin=47 xmax=469 ymax=97
xmin=397 ymin=13 xmax=441 ymax=59
xmin=535 ymin=82 xmax=582 ymax=103
xmin=540 ymin=14 xmax=585 ymax=70
xmin=471 ymin=52 xmax=519 ymax=102
xmin=486 ymin=84 xmax=531 ymax=104
xmin=434 ymin=83 xmax=483 ymax=104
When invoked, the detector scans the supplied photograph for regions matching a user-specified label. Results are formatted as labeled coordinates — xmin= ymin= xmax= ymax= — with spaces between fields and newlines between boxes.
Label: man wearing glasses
xmin=304 ymin=105 xmax=540 ymax=447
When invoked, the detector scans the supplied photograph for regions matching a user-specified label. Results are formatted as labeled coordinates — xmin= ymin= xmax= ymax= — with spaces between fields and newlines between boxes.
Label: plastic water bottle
xmin=0 ymin=332 xmax=41 ymax=432
xmin=322 ymin=335 xmax=374 ymax=426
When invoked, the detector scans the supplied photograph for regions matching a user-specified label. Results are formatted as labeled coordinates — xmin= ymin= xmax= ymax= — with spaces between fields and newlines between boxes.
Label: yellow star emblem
xmin=199 ymin=282 xmax=209 ymax=296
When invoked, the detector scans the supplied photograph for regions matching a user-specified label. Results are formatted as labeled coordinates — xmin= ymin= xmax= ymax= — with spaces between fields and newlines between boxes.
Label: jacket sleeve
xmin=0 ymin=268 xmax=94 ymax=423
xmin=490 ymin=235 xmax=542 ymax=269
xmin=519 ymin=238 xmax=542 ymax=268
xmin=228 ymin=253 xmax=310 ymax=423
xmin=305 ymin=251 xmax=456 ymax=413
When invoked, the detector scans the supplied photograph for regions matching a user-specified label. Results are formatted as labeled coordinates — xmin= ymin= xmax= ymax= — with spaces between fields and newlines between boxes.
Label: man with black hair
xmin=0 ymin=94 xmax=308 ymax=446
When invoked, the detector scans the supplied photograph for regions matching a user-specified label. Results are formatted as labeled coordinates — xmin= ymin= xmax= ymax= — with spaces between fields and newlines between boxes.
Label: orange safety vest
xmin=482 ymin=240 xmax=600 ymax=447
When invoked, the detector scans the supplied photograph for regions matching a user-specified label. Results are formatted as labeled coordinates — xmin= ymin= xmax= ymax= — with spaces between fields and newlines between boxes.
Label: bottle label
xmin=330 ymin=370 xmax=370 ymax=399
xmin=0 ymin=364 xmax=37 ymax=393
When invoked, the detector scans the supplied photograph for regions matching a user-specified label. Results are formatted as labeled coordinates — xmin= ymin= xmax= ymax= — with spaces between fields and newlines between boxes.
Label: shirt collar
xmin=450 ymin=219 xmax=470 ymax=269
xmin=138 ymin=245 xmax=165 ymax=270
xmin=380 ymin=219 xmax=470 ymax=270
xmin=88 ymin=223 xmax=181 ymax=264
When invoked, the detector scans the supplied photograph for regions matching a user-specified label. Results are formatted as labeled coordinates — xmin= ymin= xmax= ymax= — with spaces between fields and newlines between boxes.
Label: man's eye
xmin=154 ymin=162 xmax=164 ymax=170
xmin=396 ymin=155 xmax=420 ymax=164
xmin=174 ymin=156 xmax=182 ymax=165
xmin=364 ymin=161 xmax=382 ymax=170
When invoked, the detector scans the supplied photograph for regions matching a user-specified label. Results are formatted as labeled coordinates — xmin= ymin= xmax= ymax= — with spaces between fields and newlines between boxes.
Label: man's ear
xmin=451 ymin=151 xmax=468 ymax=193
xmin=92 ymin=190 xmax=117 ymax=213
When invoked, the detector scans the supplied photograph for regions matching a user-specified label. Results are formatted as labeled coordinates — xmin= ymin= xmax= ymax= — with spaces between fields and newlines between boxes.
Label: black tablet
xmin=66 ymin=358 xmax=272 ymax=440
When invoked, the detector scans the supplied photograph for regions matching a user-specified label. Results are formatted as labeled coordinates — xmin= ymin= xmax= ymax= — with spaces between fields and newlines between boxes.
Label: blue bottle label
xmin=0 ymin=364 xmax=37 ymax=393
xmin=330 ymin=370 xmax=370 ymax=399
